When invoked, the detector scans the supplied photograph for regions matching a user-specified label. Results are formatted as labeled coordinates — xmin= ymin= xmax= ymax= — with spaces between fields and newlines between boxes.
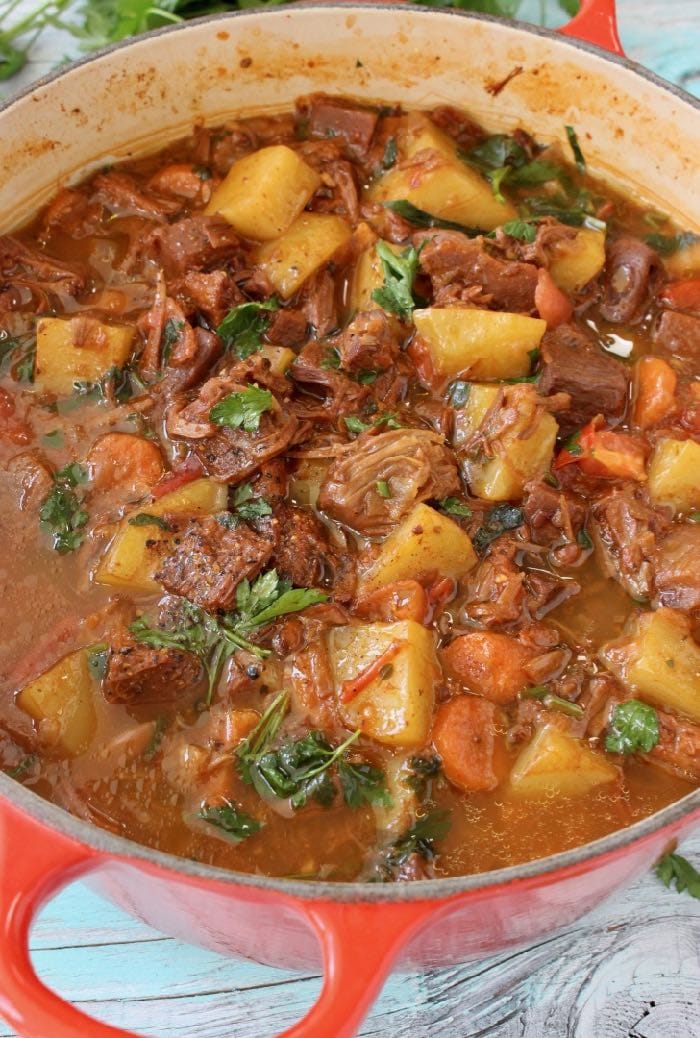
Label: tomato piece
xmin=632 ymin=357 xmax=677 ymax=430
xmin=658 ymin=277 xmax=700 ymax=312
xmin=555 ymin=416 xmax=647 ymax=480
xmin=151 ymin=455 xmax=204 ymax=499
xmin=535 ymin=268 xmax=573 ymax=329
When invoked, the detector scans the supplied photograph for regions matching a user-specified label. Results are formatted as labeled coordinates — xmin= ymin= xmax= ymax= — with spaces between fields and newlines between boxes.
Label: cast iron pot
xmin=0 ymin=2 xmax=699 ymax=1034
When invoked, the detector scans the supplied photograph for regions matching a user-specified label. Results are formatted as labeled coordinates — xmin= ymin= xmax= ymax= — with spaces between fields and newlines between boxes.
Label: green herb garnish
xmin=128 ymin=513 xmax=174 ymax=531
xmin=519 ymin=684 xmax=584 ymax=719
xmin=383 ymin=200 xmax=481 ymax=237
xmin=577 ymin=528 xmax=593 ymax=550
xmin=320 ymin=347 xmax=341 ymax=370
xmin=87 ymin=643 xmax=109 ymax=681
xmin=500 ymin=218 xmax=537 ymax=242
xmin=197 ymin=801 xmax=262 ymax=843
xmin=382 ymin=136 xmax=398 ymax=170
xmin=216 ymin=299 xmax=279 ymax=359
xmin=209 ymin=385 xmax=274 ymax=433
xmin=41 ymin=429 xmax=65 ymax=449
xmin=437 ymin=496 xmax=472 ymax=518
xmin=472 ymin=504 xmax=524 ymax=555
xmin=161 ymin=317 xmax=184 ymax=367
xmin=565 ymin=125 xmax=586 ymax=174
xmin=605 ymin=700 xmax=659 ymax=755
xmin=39 ymin=461 xmax=89 ymax=554
xmin=371 ymin=241 xmax=422 ymax=321
xmin=644 ymin=231 xmax=700 ymax=256
xmin=376 ymin=479 xmax=392 ymax=498
xmin=447 ymin=379 xmax=470 ymax=407
xmin=5 ymin=754 xmax=37 ymax=780
xmin=387 ymin=809 xmax=451 ymax=866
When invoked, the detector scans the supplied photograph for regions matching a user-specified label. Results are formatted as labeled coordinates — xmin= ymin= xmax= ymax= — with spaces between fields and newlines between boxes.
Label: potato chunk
xmin=330 ymin=620 xmax=437 ymax=747
xmin=258 ymin=345 xmax=295 ymax=376
xmin=454 ymin=383 xmax=557 ymax=501
xmin=509 ymin=725 xmax=619 ymax=797
xmin=648 ymin=438 xmax=700 ymax=514
xmin=367 ymin=113 xmax=516 ymax=232
xmin=96 ymin=477 xmax=228 ymax=593
xmin=17 ymin=648 xmax=96 ymax=757
xmin=359 ymin=502 xmax=477 ymax=595
xmin=255 ymin=213 xmax=351 ymax=298
xmin=601 ymin=608 xmax=700 ymax=723
xmin=204 ymin=145 xmax=321 ymax=241
xmin=36 ymin=316 xmax=134 ymax=396
xmin=413 ymin=308 xmax=545 ymax=381
xmin=349 ymin=241 xmax=399 ymax=312
xmin=548 ymin=228 xmax=606 ymax=293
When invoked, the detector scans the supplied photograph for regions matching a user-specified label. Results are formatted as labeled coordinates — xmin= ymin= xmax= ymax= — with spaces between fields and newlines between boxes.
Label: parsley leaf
xmin=383 ymin=200 xmax=482 ymax=237
xmin=406 ymin=755 xmax=442 ymax=795
xmin=464 ymin=133 xmax=561 ymax=202
xmin=197 ymin=801 xmax=262 ymax=843
xmin=225 ymin=481 xmax=273 ymax=523
xmin=436 ymin=496 xmax=472 ymax=518
xmin=387 ymin=809 xmax=451 ymax=866
xmin=216 ymin=299 xmax=279 ymax=359
xmin=233 ymin=568 xmax=327 ymax=631
xmin=656 ymin=852 xmax=700 ymax=899
xmin=371 ymin=241 xmax=422 ymax=320
xmin=472 ymin=504 xmax=524 ymax=555
xmin=500 ymin=218 xmax=537 ymax=242
xmin=128 ymin=513 xmax=174 ymax=530
xmin=5 ymin=754 xmax=37 ymax=780
xmin=605 ymin=700 xmax=659 ymax=755
xmin=209 ymin=385 xmax=274 ymax=433
xmin=161 ymin=317 xmax=184 ymax=367
xmin=39 ymin=462 xmax=89 ymax=554
xmin=565 ymin=125 xmax=586 ymax=175
xmin=320 ymin=347 xmax=341 ymax=370
xmin=344 ymin=415 xmax=371 ymax=435
xmin=382 ymin=136 xmax=398 ymax=170
xmin=41 ymin=429 xmax=65 ymax=449
xmin=338 ymin=759 xmax=392 ymax=808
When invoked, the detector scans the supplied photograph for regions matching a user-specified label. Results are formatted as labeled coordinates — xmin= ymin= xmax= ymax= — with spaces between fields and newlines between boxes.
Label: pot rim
xmin=1 ymin=3 xmax=699 ymax=902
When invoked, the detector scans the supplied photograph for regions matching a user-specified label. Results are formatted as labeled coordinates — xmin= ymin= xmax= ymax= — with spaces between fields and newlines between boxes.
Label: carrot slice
xmin=442 ymin=631 xmax=532 ymax=704
xmin=432 ymin=696 xmax=499 ymax=793
xmin=658 ymin=277 xmax=700 ymax=312
xmin=535 ymin=268 xmax=573 ymax=329
xmin=632 ymin=356 xmax=677 ymax=430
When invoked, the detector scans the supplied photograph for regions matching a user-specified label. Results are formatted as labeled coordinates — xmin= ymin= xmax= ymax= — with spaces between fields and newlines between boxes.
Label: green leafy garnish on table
xmin=216 ymin=298 xmax=279 ymax=359
xmin=656 ymin=852 xmax=700 ymax=899
xmin=197 ymin=801 xmax=263 ymax=843
xmin=605 ymin=700 xmax=659 ymax=755
xmin=39 ymin=461 xmax=89 ymax=554
xmin=209 ymin=384 xmax=274 ymax=432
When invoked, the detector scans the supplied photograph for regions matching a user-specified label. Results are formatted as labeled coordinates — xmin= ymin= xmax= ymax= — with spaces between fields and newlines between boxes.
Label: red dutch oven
xmin=1 ymin=2 xmax=699 ymax=1035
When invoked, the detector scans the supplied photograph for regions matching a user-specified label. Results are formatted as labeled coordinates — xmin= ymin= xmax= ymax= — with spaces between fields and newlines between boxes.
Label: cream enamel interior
xmin=0 ymin=6 xmax=699 ymax=235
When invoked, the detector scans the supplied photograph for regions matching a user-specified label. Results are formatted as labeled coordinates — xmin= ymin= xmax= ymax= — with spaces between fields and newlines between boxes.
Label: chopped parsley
xmin=464 ymin=133 xmax=561 ymax=203
xmin=320 ymin=346 xmax=341 ymax=370
xmin=644 ymin=231 xmax=700 ymax=256
xmin=41 ymin=429 xmax=64 ymax=449
xmin=383 ymin=199 xmax=481 ymax=237
xmin=565 ymin=125 xmax=586 ymax=175
xmin=127 ymin=513 xmax=174 ymax=531
xmin=387 ymin=809 xmax=451 ymax=866
xmin=5 ymin=754 xmax=37 ymax=780
xmin=376 ymin=479 xmax=392 ymax=498
xmin=344 ymin=412 xmax=401 ymax=435
xmin=406 ymin=755 xmax=442 ymax=796
xmin=160 ymin=317 xmax=184 ymax=367
xmin=472 ymin=504 xmax=524 ymax=555
xmin=577 ymin=528 xmax=593 ymax=550
xmin=228 ymin=481 xmax=273 ymax=522
xmin=500 ymin=218 xmax=537 ymax=242
xmin=656 ymin=852 xmax=700 ymax=900
xmin=605 ymin=700 xmax=659 ymax=755
xmin=209 ymin=385 xmax=274 ymax=433
xmin=371 ymin=241 xmax=422 ymax=321
xmin=437 ymin=496 xmax=472 ymax=518
xmin=39 ymin=461 xmax=89 ymax=555
xmin=197 ymin=802 xmax=262 ymax=843
xmin=216 ymin=299 xmax=279 ymax=359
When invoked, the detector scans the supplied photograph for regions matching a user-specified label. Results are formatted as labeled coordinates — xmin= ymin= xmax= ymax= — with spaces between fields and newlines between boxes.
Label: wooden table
xmin=2 ymin=2 xmax=699 ymax=1035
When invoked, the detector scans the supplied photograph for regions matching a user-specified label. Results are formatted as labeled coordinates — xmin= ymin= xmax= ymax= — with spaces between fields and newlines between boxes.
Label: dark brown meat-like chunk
xmin=156 ymin=515 xmax=275 ymax=611
xmin=273 ymin=504 xmax=356 ymax=602
xmin=303 ymin=95 xmax=378 ymax=157
xmin=92 ymin=171 xmax=181 ymax=220
xmin=462 ymin=547 xmax=526 ymax=628
xmin=290 ymin=340 xmax=370 ymax=421
xmin=318 ymin=428 xmax=460 ymax=537
xmin=647 ymin=710 xmax=700 ymax=781
xmin=418 ymin=231 xmax=538 ymax=312
xmin=298 ymin=269 xmax=339 ymax=336
xmin=653 ymin=309 xmax=700 ymax=373
xmin=599 ymin=236 xmax=659 ymax=324
xmin=145 ymin=216 xmax=243 ymax=277
xmin=591 ymin=489 xmax=667 ymax=601
xmin=430 ymin=106 xmax=484 ymax=151
xmin=103 ymin=640 xmax=202 ymax=705
xmin=265 ymin=308 xmax=308 ymax=348
xmin=334 ymin=310 xmax=403 ymax=374
xmin=522 ymin=479 xmax=587 ymax=566
xmin=654 ymin=526 xmax=700 ymax=612
xmin=170 ymin=270 xmax=243 ymax=328
xmin=0 ymin=236 xmax=86 ymax=294
xmin=537 ymin=323 xmax=629 ymax=435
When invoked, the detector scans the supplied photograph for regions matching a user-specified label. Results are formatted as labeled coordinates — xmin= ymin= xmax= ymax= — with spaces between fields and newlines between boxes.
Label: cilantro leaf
xmin=39 ymin=462 xmax=90 ymax=554
xmin=338 ymin=759 xmax=392 ymax=808
xmin=565 ymin=125 xmax=586 ymax=175
xmin=209 ymin=385 xmax=274 ymax=433
xmin=500 ymin=218 xmax=537 ymax=242
xmin=383 ymin=200 xmax=482 ymax=237
xmin=605 ymin=700 xmax=659 ymax=755
xmin=230 ymin=481 xmax=273 ymax=522
xmin=161 ymin=317 xmax=184 ymax=367
xmin=472 ymin=504 xmax=524 ymax=555
xmin=436 ymin=496 xmax=472 ymax=518
xmin=127 ymin=513 xmax=174 ymax=530
xmin=387 ymin=809 xmax=451 ymax=866
xmin=197 ymin=801 xmax=262 ymax=843
xmin=371 ymin=241 xmax=422 ymax=321
xmin=216 ymin=299 xmax=279 ymax=359
xmin=656 ymin=852 xmax=700 ymax=899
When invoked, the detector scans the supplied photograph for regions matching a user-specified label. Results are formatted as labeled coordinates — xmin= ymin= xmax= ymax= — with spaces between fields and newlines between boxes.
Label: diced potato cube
xmin=204 ymin=145 xmax=321 ymax=241
xmin=601 ymin=608 xmax=700 ymax=723
xmin=330 ymin=620 xmax=437 ymax=747
xmin=548 ymin=228 xmax=606 ymax=293
xmin=255 ymin=214 xmax=351 ymax=299
xmin=454 ymin=383 xmax=558 ymax=501
xmin=96 ymin=477 xmax=227 ymax=593
xmin=36 ymin=316 xmax=134 ymax=396
xmin=17 ymin=649 xmax=96 ymax=757
xmin=258 ymin=345 xmax=296 ymax=376
xmin=349 ymin=241 xmax=400 ymax=313
xmin=366 ymin=114 xmax=516 ymax=233
xmin=509 ymin=725 xmax=619 ymax=797
xmin=359 ymin=502 xmax=477 ymax=594
xmin=648 ymin=438 xmax=700 ymax=514
xmin=413 ymin=308 xmax=545 ymax=381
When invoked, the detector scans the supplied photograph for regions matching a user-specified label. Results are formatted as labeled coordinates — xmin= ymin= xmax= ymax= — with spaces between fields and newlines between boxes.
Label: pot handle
xmin=279 ymin=899 xmax=439 ymax=1038
xmin=0 ymin=802 xmax=132 ymax=1038
xmin=559 ymin=0 xmax=624 ymax=56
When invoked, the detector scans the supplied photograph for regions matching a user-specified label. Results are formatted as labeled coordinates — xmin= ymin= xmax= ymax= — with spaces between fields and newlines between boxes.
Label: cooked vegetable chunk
xmin=258 ymin=344 xmax=296 ymax=376
xmin=330 ymin=620 xmax=437 ymax=747
xmin=350 ymin=241 xmax=398 ymax=312
xmin=96 ymin=478 xmax=228 ymax=593
xmin=359 ymin=502 xmax=477 ymax=594
xmin=548 ymin=228 xmax=606 ymax=293
xmin=454 ymin=384 xmax=558 ymax=501
xmin=366 ymin=113 xmax=517 ymax=231
xmin=509 ymin=725 xmax=619 ymax=797
xmin=413 ymin=308 xmax=545 ymax=381
xmin=442 ymin=631 xmax=533 ymax=704
xmin=601 ymin=608 xmax=700 ymax=723
xmin=255 ymin=213 xmax=351 ymax=298
xmin=35 ymin=316 xmax=134 ymax=396
xmin=17 ymin=648 xmax=96 ymax=757
xmin=204 ymin=145 xmax=321 ymax=240
xmin=648 ymin=438 xmax=700 ymax=513
xmin=432 ymin=695 xmax=500 ymax=792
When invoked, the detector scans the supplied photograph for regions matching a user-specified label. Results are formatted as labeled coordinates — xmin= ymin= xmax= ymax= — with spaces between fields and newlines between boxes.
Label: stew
xmin=1 ymin=96 xmax=699 ymax=882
